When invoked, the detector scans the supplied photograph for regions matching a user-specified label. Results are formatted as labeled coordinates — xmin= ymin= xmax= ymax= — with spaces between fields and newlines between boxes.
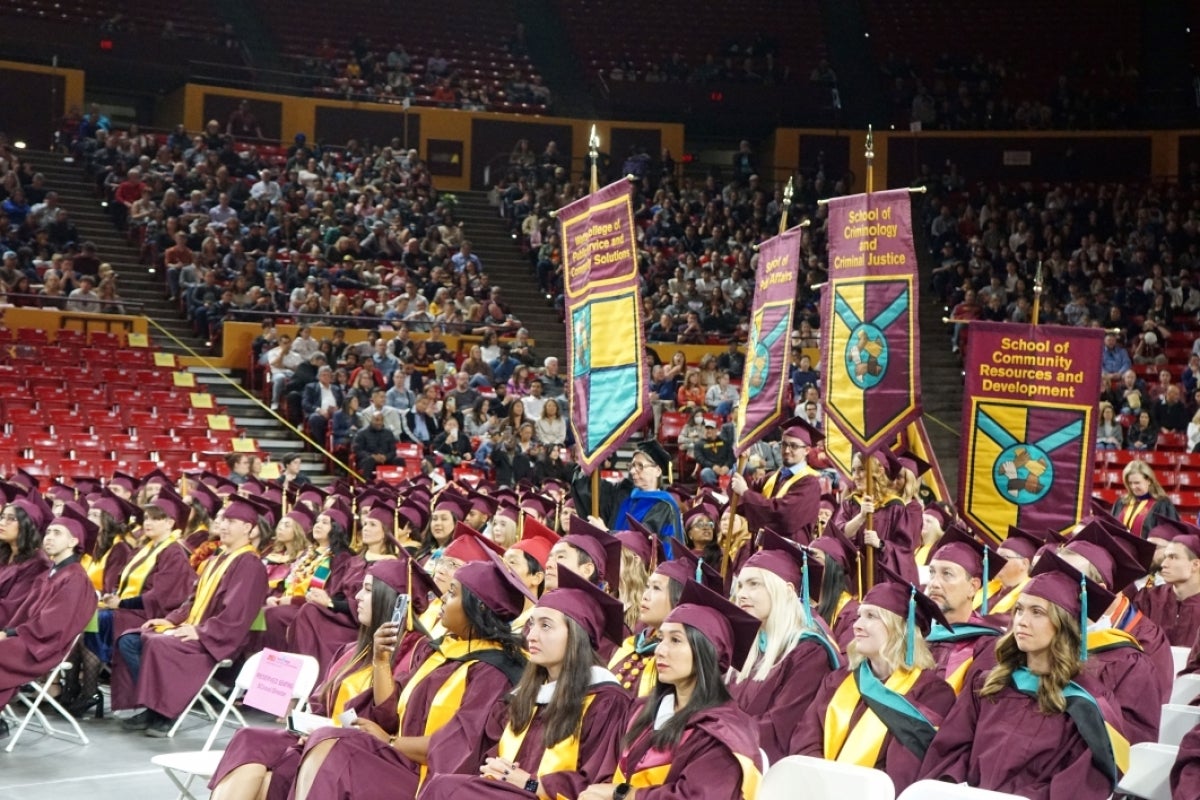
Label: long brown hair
xmin=980 ymin=601 xmax=1082 ymax=714
xmin=506 ymin=614 xmax=599 ymax=747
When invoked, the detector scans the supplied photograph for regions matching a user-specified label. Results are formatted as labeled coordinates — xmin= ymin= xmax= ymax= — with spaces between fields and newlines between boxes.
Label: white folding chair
xmin=151 ymin=651 xmax=320 ymax=800
xmin=759 ymin=755 xmax=895 ymax=800
xmin=1160 ymin=702 xmax=1200 ymax=747
xmin=1116 ymin=742 xmax=1179 ymax=800
xmin=165 ymin=657 xmax=240 ymax=738
xmin=1171 ymin=673 xmax=1200 ymax=705
xmin=897 ymin=780 xmax=1028 ymax=799
xmin=3 ymin=634 xmax=90 ymax=752
xmin=1173 ymin=646 xmax=1191 ymax=675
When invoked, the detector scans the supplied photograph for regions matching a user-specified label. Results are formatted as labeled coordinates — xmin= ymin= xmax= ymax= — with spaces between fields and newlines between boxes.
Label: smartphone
xmin=391 ymin=594 xmax=411 ymax=626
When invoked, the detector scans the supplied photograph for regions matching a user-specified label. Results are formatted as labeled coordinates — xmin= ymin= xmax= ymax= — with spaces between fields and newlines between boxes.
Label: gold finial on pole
xmin=865 ymin=125 xmax=875 ymax=194
xmin=588 ymin=124 xmax=600 ymax=194
xmin=1031 ymin=260 xmax=1044 ymax=326
xmin=779 ymin=176 xmax=794 ymax=234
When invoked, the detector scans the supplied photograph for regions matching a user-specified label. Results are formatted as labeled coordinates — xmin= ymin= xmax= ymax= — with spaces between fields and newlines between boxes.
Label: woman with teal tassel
xmin=919 ymin=551 xmax=1130 ymax=799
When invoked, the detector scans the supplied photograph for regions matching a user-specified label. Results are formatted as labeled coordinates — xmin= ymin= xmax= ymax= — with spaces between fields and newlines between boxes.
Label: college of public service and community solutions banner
xmin=821 ymin=188 xmax=921 ymax=456
xmin=558 ymin=179 xmax=650 ymax=473
xmin=734 ymin=226 xmax=804 ymax=455
xmin=959 ymin=322 xmax=1104 ymax=543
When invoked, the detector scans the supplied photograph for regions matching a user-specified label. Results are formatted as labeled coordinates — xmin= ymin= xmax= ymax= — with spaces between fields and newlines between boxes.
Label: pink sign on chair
xmin=243 ymin=649 xmax=305 ymax=716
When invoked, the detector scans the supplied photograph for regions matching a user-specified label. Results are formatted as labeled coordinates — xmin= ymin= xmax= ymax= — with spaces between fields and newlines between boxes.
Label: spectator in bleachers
xmin=1126 ymin=409 xmax=1158 ymax=451
xmin=303 ymin=365 xmax=344 ymax=445
xmin=1106 ymin=369 xmax=1148 ymax=416
xmin=65 ymin=274 xmax=102 ymax=313
xmin=705 ymin=370 xmax=739 ymax=417
xmin=358 ymin=387 xmax=405 ymax=439
xmin=695 ymin=418 xmax=735 ymax=487
xmin=402 ymin=395 xmax=441 ymax=449
xmin=1157 ymin=385 xmax=1190 ymax=433
xmin=266 ymin=333 xmax=304 ymax=410
xmin=352 ymin=411 xmax=403 ymax=480
xmin=1096 ymin=402 xmax=1123 ymax=450
xmin=1101 ymin=332 xmax=1132 ymax=383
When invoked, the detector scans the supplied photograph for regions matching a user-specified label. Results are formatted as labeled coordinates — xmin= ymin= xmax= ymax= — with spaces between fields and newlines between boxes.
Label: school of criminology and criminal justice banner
xmin=559 ymin=179 xmax=649 ymax=473
xmin=959 ymin=322 xmax=1104 ymax=543
xmin=821 ymin=188 xmax=922 ymax=458
xmin=734 ymin=226 xmax=804 ymax=455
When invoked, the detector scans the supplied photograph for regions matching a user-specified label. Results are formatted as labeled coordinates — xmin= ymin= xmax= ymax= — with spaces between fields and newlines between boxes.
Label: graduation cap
xmin=493 ymin=501 xmax=521 ymax=526
xmin=778 ymin=416 xmax=824 ymax=447
xmin=432 ymin=492 xmax=471 ymax=520
xmin=565 ymin=515 xmax=623 ymax=587
xmin=244 ymin=494 xmax=278 ymax=528
xmin=242 ymin=476 xmax=267 ymax=494
xmin=213 ymin=477 xmax=240 ymax=497
xmin=148 ymin=488 xmax=189 ymax=530
xmin=139 ymin=468 xmax=173 ymax=489
xmin=1146 ymin=516 xmax=1200 ymax=556
xmin=10 ymin=468 xmax=40 ymax=492
xmin=818 ymin=494 xmax=838 ymax=515
xmin=442 ymin=522 xmax=505 ymax=563
xmin=362 ymin=499 xmax=397 ymax=532
xmin=538 ymin=566 xmax=626 ymax=650
xmin=655 ymin=546 xmax=724 ymax=594
xmin=1026 ymin=550 xmax=1117 ymax=661
xmin=222 ymin=496 xmax=262 ymax=526
xmin=744 ymin=528 xmax=821 ymax=624
xmin=285 ymin=504 xmax=316 ymax=532
xmin=877 ymin=448 xmax=903 ymax=482
xmin=683 ymin=500 xmax=720 ymax=528
xmin=634 ymin=440 xmax=672 ymax=473
xmin=664 ymin=580 xmax=760 ymax=672
xmin=10 ymin=493 xmax=50 ymax=530
xmin=297 ymin=486 xmax=328 ymax=508
xmin=368 ymin=553 xmax=439 ymax=615
xmin=396 ymin=499 xmax=429 ymax=532
xmin=54 ymin=503 xmax=98 ymax=555
xmin=617 ymin=514 xmax=667 ymax=570
xmin=189 ymin=481 xmax=222 ymax=518
xmin=897 ymin=450 xmax=931 ymax=478
xmin=108 ymin=470 xmax=139 ymax=494
xmin=319 ymin=504 xmax=352 ymax=533
xmin=89 ymin=491 xmax=140 ymax=525
xmin=930 ymin=524 xmax=1009 ymax=612
xmin=466 ymin=490 xmax=499 ymax=519
xmin=70 ymin=477 xmax=103 ymax=496
xmin=862 ymin=562 xmax=951 ymax=667
xmin=809 ymin=528 xmax=861 ymax=595
xmin=923 ymin=502 xmax=953 ymax=531
xmin=511 ymin=514 xmax=560 ymax=569
xmin=998 ymin=526 xmax=1050 ymax=562
xmin=455 ymin=556 xmax=536 ymax=622
xmin=45 ymin=483 xmax=77 ymax=504
xmin=1064 ymin=519 xmax=1156 ymax=591
xmin=520 ymin=493 xmax=557 ymax=521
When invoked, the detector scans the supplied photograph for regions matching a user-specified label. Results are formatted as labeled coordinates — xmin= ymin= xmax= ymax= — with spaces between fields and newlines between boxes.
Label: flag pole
xmin=587 ymin=124 xmax=602 ymax=523
xmin=862 ymin=126 xmax=876 ymax=591
xmin=1031 ymin=260 xmax=1044 ymax=326
xmin=721 ymin=176 xmax=794 ymax=581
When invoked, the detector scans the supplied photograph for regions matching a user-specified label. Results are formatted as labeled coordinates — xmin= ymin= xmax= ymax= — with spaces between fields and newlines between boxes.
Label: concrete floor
xmin=0 ymin=701 xmax=278 ymax=800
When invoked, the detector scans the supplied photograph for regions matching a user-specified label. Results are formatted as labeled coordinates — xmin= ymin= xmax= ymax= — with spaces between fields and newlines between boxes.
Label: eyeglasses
xmin=629 ymin=460 xmax=658 ymax=472
xmin=780 ymin=441 xmax=809 ymax=451
xmin=690 ymin=520 xmax=715 ymax=528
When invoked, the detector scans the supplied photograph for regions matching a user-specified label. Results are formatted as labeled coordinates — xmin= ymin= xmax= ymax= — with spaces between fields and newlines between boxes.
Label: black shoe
xmin=143 ymin=714 xmax=173 ymax=738
xmin=121 ymin=709 xmax=153 ymax=731
xmin=0 ymin=718 xmax=9 ymax=740
xmin=65 ymin=692 xmax=104 ymax=720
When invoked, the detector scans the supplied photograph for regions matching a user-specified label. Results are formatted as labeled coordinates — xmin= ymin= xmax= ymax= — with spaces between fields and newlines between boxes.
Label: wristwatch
xmin=613 ymin=783 xmax=632 ymax=800
xmin=524 ymin=777 xmax=539 ymax=793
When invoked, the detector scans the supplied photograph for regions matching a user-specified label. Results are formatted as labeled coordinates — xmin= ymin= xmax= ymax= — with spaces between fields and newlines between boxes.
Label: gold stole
xmin=762 ymin=464 xmax=817 ymax=498
xmin=972 ymin=578 xmax=1004 ymax=611
xmin=183 ymin=545 xmax=256 ymax=626
xmin=117 ymin=533 xmax=182 ymax=599
xmin=615 ymin=746 xmax=760 ymax=799
xmin=498 ymin=694 xmax=596 ymax=776
xmin=331 ymin=664 xmax=373 ymax=721
xmin=607 ymin=636 xmax=659 ymax=697
xmin=986 ymin=577 xmax=1030 ymax=615
xmin=944 ymin=655 xmax=973 ymax=695
xmin=419 ymin=597 xmax=447 ymax=640
xmin=834 ymin=592 xmax=852 ymax=618
xmin=396 ymin=638 xmax=504 ymax=785
xmin=1120 ymin=498 xmax=1153 ymax=533
xmin=1087 ymin=628 xmax=1142 ymax=653
xmin=824 ymin=667 xmax=923 ymax=765
xmin=914 ymin=543 xmax=934 ymax=568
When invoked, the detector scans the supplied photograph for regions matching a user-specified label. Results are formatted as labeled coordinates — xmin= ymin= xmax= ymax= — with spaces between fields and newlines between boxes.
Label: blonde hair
xmin=981 ymin=601 xmax=1082 ymax=714
xmin=1122 ymin=459 xmax=1168 ymax=501
xmin=846 ymin=605 xmax=935 ymax=672
xmin=618 ymin=547 xmax=650 ymax=631
xmin=893 ymin=469 xmax=919 ymax=502
xmin=733 ymin=567 xmax=826 ymax=682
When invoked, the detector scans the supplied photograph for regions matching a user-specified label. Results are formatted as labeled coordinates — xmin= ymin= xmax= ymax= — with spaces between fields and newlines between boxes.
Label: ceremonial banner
xmin=959 ymin=322 xmax=1104 ymax=543
xmin=821 ymin=189 xmax=921 ymax=454
xmin=735 ymin=226 xmax=804 ymax=454
xmin=559 ymin=179 xmax=649 ymax=473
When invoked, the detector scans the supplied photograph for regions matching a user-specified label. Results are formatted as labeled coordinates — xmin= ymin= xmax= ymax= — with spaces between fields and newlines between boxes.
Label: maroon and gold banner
xmin=559 ymin=179 xmax=650 ymax=473
xmin=734 ymin=226 xmax=804 ymax=455
xmin=959 ymin=322 xmax=1104 ymax=543
xmin=821 ymin=189 xmax=921 ymax=454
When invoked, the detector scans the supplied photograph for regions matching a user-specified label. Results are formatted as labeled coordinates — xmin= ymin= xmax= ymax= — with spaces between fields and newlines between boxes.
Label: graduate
xmin=0 ymin=494 xmax=52 ymax=623
xmin=291 ymin=559 xmax=529 ymax=800
xmin=208 ymin=555 xmax=436 ymax=800
xmin=1133 ymin=519 xmax=1200 ymax=647
xmin=792 ymin=575 xmax=957 ymax=792
xmin=287 ymin=502 xmax=396 ymax=674
xmin=918 ymin=551 xmax=1130 ymax=799
xmin=728 ymin=417 xmax=823 ymax=546
xmin=608 ymin=533 xmax=722 ymax=698
xmin=545 ymin=516 xmax=623 ymax=593
xmin=421 ymin=523 xmax=508 ymax=640
xmin=0 ymin=510 xmax=97 ymax=721
xmin=114 ymin=496 xmax=269 ymax=736
xmin=727 ymin=530 xmax=842 ymax=763
xmin=421 ymin=568 xmax=633 ymax=800
xmin=807 ymin=528 xmax=862 ymax=652
xmin=922 ymin=526 xmax=1007 ymax=692
xmin=833 ymin=451 xmax=918 ymax=585
xmin=83 ymin=490 xmax=139 ymax=594
xmin=576 ymin=581 xmax=762 ymax=800
xmin=984 ymin=526 xmax=1054 ymax=617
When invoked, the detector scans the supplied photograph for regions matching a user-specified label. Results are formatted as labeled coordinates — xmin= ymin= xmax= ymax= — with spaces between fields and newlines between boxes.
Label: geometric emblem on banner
xmin=835 ymin=288 xmax=907 ymax=391
xmin=745 ymin=303 xmax=790 ymax=401
xmin=976 ymin=405 xmax=1081 ymax=506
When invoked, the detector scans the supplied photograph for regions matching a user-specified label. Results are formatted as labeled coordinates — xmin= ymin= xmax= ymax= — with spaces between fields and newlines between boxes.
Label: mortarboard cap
xmin=655 ymin=546 xmax=724 ymax=593
xmin=90 ymin=491 xmax=140 ymax=524
xmin=148 ymin=488 xmax=189 ymax=530
xmin=537 ymin=566 xmax=625 ymax=650
xmin=664 ymin=580 xmax=759 ymax=672
xmin=443 ymin=522 xmax=505 ymax=562
xmin=862 ymin=563 xmax=950 ymax=667
xmin=1025 ymin=550 xmax=1116 ymax=660
xmin=565 ymin=516 xmax=623 ymax=586
xmin=221 ymin=496 xmax=261 ymax=526
xmin=510 ymin=514 xmax=560 ymax=569
xmin=999 ymin=525 xmax=1049 ymax=562
xmin=368 ymin=554 xmax=438 ymax=614
xmin=455 ymin=557 xmax=535 ymax=621
xmin=778 ymin=416 xmax=824 ymax=447
xmin=634 ymin=440 xmax=672 ymax=473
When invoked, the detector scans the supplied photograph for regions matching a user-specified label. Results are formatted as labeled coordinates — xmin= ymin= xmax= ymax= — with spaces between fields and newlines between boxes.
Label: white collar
xmin=533 ymin=666 xmax=620 ymax=704
xmin=653 ymin=693 xmax=677 ymax=731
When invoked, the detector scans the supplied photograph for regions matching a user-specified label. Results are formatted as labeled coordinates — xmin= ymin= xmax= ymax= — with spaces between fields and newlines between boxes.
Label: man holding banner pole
xmin=730 ymin=417 xmax=823 ymax=546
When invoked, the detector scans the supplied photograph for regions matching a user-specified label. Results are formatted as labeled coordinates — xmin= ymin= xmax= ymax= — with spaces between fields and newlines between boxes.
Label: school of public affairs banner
xmin=821 ymin=189 xmax=921 ymax=455
xmin=959 ymin=322 xmax=1104 ymax=543
xmin=735 ymin=226 xmax=804 ymax=454
xmin=559 ymin=179 xmax=650 ymax=473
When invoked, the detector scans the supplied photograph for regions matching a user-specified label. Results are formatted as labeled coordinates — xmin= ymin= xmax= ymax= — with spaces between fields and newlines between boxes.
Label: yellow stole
xmin=762 ymin=464 xmax=817 ymax=498
xmin=396 ymin=637 xmax=504 ymax=785
xmin=834 ymin=592 xmax=852 ymax=618
xmin=498 ymin=694 xmax=596 ymax=776
xmin=117 ymin=533 xmax=181 ymax=599
xmin=183 ymin=544 xmax=256 ymax=626
xmin=511 ymin=606 xmax=533 ymax=635
xmin=331 ymin=664 xmax=373 ymax=721
xmin=985 ymin=577 xmax=1030 ymax=615
xmin=1120 ymin=498 xmax=1153 ymax=531
xmin=1087 ymin=628 xmax=1143 ymax=653
xmin=945 ymin=657 xmax=972 ymax=695
xmin=914 ymin=543 xmax=934 ymax=568
xmin=284 ymin=548 xmax=328 ymax=597
xmin=419 ymin=597 xmax=447 ymax=640
xmin=824 ymin=666 xmax=923 ymax=766
xmin=615 ymin=744 xmax=761 ymax=799
xmin=607 ymin=635 xmax=659 ymax=697
xmin=972 ymin=578 xmax=1004 ymax=611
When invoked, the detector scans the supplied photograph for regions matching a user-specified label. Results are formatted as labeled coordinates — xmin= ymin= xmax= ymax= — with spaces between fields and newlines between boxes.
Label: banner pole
xmin=721 ymin=454 xmax=749 ymax=581
xmin=588 ymin=123 xmax=601 ymax=523
xmin=864 ymin=125 xmax=874 ymax=194
xmin=1031 ymin=260 xmax=1044 ymax=326
xmin=863 ymin=453 xmax=875 ymax=590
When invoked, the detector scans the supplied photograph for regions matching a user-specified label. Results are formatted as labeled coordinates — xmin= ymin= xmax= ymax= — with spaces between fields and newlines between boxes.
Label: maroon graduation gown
xmin=726 ymin=635 xmax=842 ymax=763
xmin=285 ymin=552 xmax=366 ymax=675
xmin=738 ymin=469 xmax=820 ymax=545
xmin=0 ymin=551 xmax=51 ymax=623
xmin=293 ymin=648 xmax=519 ymax=800
xmin=1124 ymin=608 xmax=1175 ymax=702
xmin=100 ymin=539 xmax=135 ymax=594
xmin=111 ymin=549 xmax=268 ymax=718
xmin=1085 ymin=636 xmax=1161 ymax=744
xmin=918 ymin=671 xmax=1122 ymax=800
xmin=208 ymin=643 xmax=370 ymax=800
xmin=1134 ymin=584 xmax=1200 ymax=647
xmin=109 ymin=540 xmax=195 ymax=640
xmin=792 ymin=666 xmax=956 ymax=793
xmin=614 ymin=698 xmax=761 ymax=800
xmin=1171 ymin=721 xmax=1200 ymax=800
xmin=0 ymin=558 xmax=96 ymax=708
xmin=831 ymin=499 xmax=919 ymax=586
xmin=420 ymin=681 xmax=632 ymax=800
